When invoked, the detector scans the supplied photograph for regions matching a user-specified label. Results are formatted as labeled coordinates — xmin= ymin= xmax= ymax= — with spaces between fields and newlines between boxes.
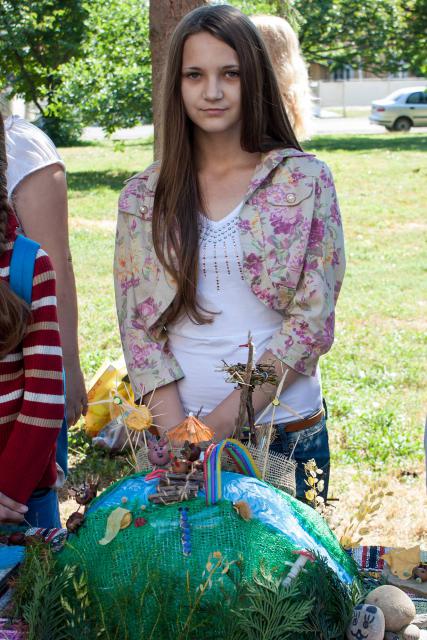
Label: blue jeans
xmin=26 ymin=489 xmax=61 ymax=529
xmin=269 ymin=411 xmax=330 ymax=504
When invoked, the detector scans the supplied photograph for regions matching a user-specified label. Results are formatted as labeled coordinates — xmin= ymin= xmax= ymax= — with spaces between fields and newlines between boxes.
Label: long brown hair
xmin=0 ymin=116 xmax=30 ymax=358
xmin=153 ymin=4 xmax=302 ymax=325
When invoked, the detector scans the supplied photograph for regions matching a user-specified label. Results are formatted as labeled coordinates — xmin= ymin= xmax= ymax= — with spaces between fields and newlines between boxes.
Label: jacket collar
xmin=145 ymin=148 xmax=313 ymax=205
xmin=243 ymin=147 xmax=314 ymax=202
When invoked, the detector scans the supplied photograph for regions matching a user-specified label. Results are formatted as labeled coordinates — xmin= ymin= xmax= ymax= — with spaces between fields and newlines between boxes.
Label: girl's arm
xmin=143 ymin=382 xmax=186 ymax=433
xmin=266 ymin=162 xmax=345 ymax=376
xmin=0 ymin=251 xmax=64 ymax=505
xmin=13 ymin=164 xmax=87 ymax=426
xmin=114 ymin=176 xmax=185 ymax=425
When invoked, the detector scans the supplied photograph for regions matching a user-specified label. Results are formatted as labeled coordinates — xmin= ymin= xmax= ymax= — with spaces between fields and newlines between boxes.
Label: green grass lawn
xmin=62 ymin=133 xmax=427 ymax=481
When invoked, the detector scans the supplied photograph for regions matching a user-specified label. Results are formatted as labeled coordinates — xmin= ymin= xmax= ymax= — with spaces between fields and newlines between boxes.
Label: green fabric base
xmin=58 ymin=497 xmax=313 ymax=639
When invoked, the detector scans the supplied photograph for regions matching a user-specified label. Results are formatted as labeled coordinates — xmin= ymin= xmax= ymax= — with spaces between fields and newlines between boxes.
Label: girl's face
xmin=181 ymin=32 xmax=242 ymax=137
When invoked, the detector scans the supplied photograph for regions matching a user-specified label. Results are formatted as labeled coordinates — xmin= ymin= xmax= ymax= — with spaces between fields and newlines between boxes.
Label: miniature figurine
xmin=66 ymin=511 xmax=85 ymax=533
xmin=171 ymin=456 xmax=191 ymax=474
xmin=413 ymin=564 xmax=427 ymax=582
xmin=147 ymin=434 xmax=170 ymax=467
xmin=71 ymin=476 xmax=100 ymax=512
xmin=181 ymin=440 xmax=202 ymax=463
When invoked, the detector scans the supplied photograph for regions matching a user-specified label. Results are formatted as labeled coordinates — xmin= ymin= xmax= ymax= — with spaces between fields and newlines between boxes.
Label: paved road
xmin=82 ymin=116 xmax=427 ymax=141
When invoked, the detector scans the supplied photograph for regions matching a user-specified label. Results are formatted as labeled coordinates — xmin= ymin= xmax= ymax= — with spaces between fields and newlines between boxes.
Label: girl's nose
xmin=203 ymin=75 xmax=223 ymax=101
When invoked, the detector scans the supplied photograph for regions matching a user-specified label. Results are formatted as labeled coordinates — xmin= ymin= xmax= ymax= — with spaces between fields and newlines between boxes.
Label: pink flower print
xmin=270 ymin=211 xmax=297 ymax=235
xmin=284 ymin=335 xmax=294 ymax=349
xmin=137 ymin=296 xmax=159 ymax=319
xmin=130 ymin=218 xmax=137 ymax=232
xmin=320 ymin=167 xmax=333 ymax=188
xmin=306 ymin=258 xmax=319 ymax=272
xmin=130 ymin=342 xmax=157 ymax=369
xmin=330 ymin=200 xmax=341 ymax=226
xmin=293 ymin=358 xmax=307 ymax=374
xmin=290 ymin=170 xmax=305 ymax=184
xmin=238 ymin=219 xmax=251 ymax=233
xmin=295 ymin=321 xmax=309 ymax=339
xmin=121 ymin=275 xmax=140 ymax=294
xmin=308 ymin=218 xmax=325 ymax=251
xmin=322 ymin=312 xmax=335 ymax=345
xmin=244 ymin=252 xmax=263 ymax=277
xmin=331 ymin=250 xmax=340 ymax=267
xmin=266 ymin=185 xmax=287 ymax=205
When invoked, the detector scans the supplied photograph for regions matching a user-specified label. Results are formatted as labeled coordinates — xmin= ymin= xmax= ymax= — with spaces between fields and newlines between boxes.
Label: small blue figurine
xmin=178 ymin=507 xmax=191 ymax=557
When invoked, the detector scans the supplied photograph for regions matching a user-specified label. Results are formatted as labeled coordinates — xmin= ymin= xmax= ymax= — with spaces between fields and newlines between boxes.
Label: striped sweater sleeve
xmin=0 ymin=249 xmax=64 ymax=504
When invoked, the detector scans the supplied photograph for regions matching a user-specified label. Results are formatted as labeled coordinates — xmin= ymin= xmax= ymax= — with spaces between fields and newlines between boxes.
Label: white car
xmin=369 ymin=86 xmax=427 ymax=132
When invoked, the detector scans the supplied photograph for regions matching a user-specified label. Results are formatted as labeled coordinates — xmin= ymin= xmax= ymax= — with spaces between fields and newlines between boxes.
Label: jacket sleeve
xmin=114 ymin=177 xmax=184 ymax=398
xmin=0 ymin=251 xmax=63 ymax=504
xmin=266 ymin=162 xmax=346 ymax=375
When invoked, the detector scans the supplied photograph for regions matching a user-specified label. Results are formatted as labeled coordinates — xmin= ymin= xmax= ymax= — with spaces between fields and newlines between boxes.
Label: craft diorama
xmin=1 ymin=339 xmax=426 ymax=639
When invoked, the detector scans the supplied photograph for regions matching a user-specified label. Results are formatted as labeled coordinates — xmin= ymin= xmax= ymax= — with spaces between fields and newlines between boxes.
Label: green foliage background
xmin=55 ymin=0 xmax=151 ymax=135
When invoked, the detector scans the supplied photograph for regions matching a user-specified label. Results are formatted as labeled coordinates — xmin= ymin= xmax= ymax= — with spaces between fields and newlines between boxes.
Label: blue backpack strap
xmin=9 ymin=235 xmax=40 ymax=304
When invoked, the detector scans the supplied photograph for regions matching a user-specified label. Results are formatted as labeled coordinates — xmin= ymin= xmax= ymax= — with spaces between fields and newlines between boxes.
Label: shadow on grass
xmin=67 ymin=170 xmax=133 ymax=192
xmin=305 ymin=133 xmax=427 ymax=153
xmin=60 ymin=136 xmax=153 ymax=150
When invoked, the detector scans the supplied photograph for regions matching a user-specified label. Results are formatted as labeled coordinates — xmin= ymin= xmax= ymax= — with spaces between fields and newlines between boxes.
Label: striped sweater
xmin=0 ymin=227 xmax=64 ymax=504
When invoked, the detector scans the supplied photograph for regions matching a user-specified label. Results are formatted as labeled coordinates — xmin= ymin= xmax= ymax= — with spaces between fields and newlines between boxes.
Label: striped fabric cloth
xmin=347 ymin=545 xmax=391 ymax=574
xmin=0 ymin=228 xmax=64 ymax=504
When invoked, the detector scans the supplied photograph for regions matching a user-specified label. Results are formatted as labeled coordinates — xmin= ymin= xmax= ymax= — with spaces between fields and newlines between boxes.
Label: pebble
xmin=346 ymin=604 xmax=385 ymax=640
xmin=365 ymin=585 xmax=416 ymax=632
xmin=401 ymin=624 xmax=421 ymax=640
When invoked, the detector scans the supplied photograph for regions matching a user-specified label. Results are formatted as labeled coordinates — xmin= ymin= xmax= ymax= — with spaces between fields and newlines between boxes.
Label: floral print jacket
xmin=114 ymin=148 xmax=345 ymax=396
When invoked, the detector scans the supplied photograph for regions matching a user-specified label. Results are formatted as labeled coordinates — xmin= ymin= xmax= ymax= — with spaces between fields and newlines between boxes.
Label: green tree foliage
xmin=228 ymin=0 xmax=418 ymax=76
xmin=296 ymin=0 xmax=406 ymax=75
xmin=0 ymin=0 xmax=87 ymax=143
xmin=56 ymin=0 xmax=151 ymax=134
xmin=400 ymin=0 xmax=427 ymax=75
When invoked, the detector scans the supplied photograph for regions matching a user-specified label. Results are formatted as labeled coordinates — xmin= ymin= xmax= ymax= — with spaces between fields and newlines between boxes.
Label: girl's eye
xmin=226 ymin=70 xmax=240 ymax=78
xmin=185 ymin=72 xmax=201 ymax=79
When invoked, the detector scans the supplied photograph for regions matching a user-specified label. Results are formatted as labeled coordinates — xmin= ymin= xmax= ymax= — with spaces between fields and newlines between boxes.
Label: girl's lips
xmin=201 ymin=108 xmax=227 ymax=114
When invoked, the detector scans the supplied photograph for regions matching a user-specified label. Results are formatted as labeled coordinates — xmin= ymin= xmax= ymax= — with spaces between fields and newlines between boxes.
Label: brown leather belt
xmin=284 ymin=408 xmax=324 ymax=433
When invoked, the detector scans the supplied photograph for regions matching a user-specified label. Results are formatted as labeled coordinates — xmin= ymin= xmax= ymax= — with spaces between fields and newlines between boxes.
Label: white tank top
xmin=4 ymin=115 xmax=65 ymax=198
xmin=167 ymin=202 xmax=322 ymax=424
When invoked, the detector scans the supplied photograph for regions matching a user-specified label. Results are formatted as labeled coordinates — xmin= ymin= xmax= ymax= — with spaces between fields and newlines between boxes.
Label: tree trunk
xmin=150 ymin=0 xmax=209 ymax=159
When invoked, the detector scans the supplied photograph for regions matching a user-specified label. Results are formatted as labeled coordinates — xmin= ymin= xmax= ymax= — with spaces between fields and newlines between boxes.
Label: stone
xmin=413 ymin=614 xmax=427 ymax=629
xmin=346 ymin=604 xmax=385 ymax=640
xmin=365 ymin=585 xmax=416 ymax=632
xmin=401 ymin=624 xmax=421 ymax=640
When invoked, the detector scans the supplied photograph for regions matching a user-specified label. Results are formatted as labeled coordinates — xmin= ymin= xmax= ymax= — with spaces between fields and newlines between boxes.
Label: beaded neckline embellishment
xmin=198 ymin=205 xmax=245 ymax=290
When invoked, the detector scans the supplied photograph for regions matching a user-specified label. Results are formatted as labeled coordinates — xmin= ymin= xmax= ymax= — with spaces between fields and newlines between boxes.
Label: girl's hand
xmin=0 ymin=492 xmax=28 ymax=524
xmin=64 ymin=361 xmax=88 ymax=426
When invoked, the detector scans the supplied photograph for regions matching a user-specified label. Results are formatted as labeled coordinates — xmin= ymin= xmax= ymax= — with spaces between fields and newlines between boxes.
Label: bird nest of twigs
xmin=219 ymin=361 xmax=279 ymax=388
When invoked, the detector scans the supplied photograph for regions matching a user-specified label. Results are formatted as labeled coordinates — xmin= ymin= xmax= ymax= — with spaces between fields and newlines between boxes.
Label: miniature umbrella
xmin=167 ymin=414 xmax=214 ymax=445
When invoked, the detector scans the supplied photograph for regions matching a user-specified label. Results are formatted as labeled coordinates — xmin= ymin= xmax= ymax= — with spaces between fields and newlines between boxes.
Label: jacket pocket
xmin=266 ymin=182 xmax=313 ymax=207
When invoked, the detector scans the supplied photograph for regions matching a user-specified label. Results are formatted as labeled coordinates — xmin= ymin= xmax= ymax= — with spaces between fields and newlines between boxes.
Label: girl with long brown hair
xmin=114 ymin=4 xmax=345 ymax=502
xmin=0 ymin=115 xmax=64 ymax=526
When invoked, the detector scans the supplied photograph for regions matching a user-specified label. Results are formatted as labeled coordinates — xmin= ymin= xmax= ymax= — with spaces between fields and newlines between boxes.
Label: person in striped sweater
xmin=0 ymin=115 xmax=64 ymax=527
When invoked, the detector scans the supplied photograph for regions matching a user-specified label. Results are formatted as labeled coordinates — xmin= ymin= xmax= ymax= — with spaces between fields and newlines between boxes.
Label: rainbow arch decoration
xmin=203 ymin=438 xmax=261 ymax=505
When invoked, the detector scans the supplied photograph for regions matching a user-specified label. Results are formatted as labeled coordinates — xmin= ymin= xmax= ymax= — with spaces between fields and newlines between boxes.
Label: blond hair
xmin=252 ymin=15 xmax=312 ymax=140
